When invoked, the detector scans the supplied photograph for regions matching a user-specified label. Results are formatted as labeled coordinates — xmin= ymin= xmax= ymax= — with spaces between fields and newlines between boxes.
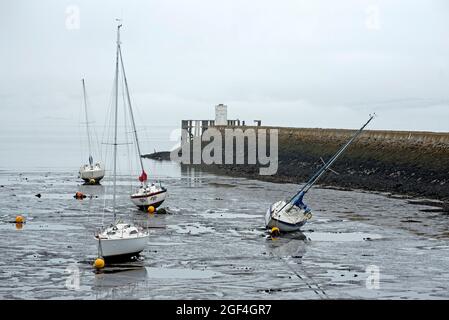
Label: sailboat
xmin=114 ymin=23 xmax=168 ymax=211
xmin=265 ymin=114 xmax=376 ymax=233
xmin=79 ymin=79 xmax=105 ymax=184
xmin=94 ymin=23 xmax=149 ymax=259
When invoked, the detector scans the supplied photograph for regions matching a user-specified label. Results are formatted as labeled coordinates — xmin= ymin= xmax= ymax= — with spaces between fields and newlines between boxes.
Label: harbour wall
xmin=183 ymin=125 xmax=449 ymax=201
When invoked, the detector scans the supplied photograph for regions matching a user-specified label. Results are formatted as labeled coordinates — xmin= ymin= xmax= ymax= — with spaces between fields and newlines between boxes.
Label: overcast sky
xmin=1 ymin=0 xmax=449 ymax=132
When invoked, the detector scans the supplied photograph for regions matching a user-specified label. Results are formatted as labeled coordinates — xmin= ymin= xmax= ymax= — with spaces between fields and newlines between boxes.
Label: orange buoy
xmin=93 ymin=258 xmax=105 ymax=269
xmin=147 ymin=206 xmax=155 ymax=214
xmin=75 ymin=192 xmax=85 ymax=199
xmin=15 ymin=215 xmax=24 ymax=224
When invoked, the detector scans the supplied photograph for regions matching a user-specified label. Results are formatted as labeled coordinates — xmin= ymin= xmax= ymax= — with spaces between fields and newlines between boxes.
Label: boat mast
xmin=112 ymin=23 xmax=122 ymax=220
xmin=81 ymin=79 xmax=93 ymax=165
xmin=302 ymin=114 xmax=375 ymax=194
xmin=118 ymin=37 xmax=146 ymax=181
xmin=286 ymin=114 xmax=375 ymax=208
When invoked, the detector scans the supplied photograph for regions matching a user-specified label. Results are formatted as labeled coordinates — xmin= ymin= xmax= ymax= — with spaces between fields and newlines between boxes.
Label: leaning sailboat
xmin=79 ymin=79 xmax=105 ymax=184
xmin=94 ymin=23 xmax=149 ymax=259
xmin=265 ymin=114 xmax=376 ymax=233
xmin=114 ymin=23 xmax=168 ymax=211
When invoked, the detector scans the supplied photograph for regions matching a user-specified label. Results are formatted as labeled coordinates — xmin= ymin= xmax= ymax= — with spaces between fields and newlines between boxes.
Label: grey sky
xmin=1 ymin=0 xmax=448 ymax=132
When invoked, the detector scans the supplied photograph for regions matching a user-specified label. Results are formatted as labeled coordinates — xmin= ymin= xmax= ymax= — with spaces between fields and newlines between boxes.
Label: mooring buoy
xmin=15 ymin=215 xmax=24 ymax=224
xmin=74 ymin=192 xmax=85 ymax=199
xmin=271 ymin=227 xmax=280 ymax=237
xmin=93 ymin=258 xmax=105 ymax=269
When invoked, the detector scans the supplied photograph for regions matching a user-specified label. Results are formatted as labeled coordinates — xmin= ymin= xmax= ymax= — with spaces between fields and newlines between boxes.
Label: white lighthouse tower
xmin=215 ymin=104 xmax=227 ymax=126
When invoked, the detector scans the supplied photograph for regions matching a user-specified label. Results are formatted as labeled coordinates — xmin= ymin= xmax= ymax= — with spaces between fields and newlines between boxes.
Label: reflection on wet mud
xmin=265 ymin=232 xmax=307 ymax=258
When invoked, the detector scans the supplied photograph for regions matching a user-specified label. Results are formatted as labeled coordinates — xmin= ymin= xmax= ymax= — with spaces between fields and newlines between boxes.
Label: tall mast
xmin=81 ymin=79 xmax=93 ymax=165
xmin=301 ymin=114 xmax=375 ymax=194
xmin=118 ymin=46 xmax=146 ymax=179
xmin=112 ymin=23 xmax=122 ymax=220
xmin=281 ymin=114 xmax=375 ymax=212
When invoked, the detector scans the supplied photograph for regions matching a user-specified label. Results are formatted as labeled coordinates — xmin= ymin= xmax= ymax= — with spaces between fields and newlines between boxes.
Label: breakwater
xmin=173 ymin=125 xmax=449 ymax=202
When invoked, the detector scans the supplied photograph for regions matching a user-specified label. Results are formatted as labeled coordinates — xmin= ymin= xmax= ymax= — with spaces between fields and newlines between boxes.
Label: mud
xmin=1 ymin=163 xmax=449 ymax=299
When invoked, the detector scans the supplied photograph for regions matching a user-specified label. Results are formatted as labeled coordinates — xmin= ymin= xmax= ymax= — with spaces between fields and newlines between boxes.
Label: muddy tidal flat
xmin=1 ymin=164 xmax=449 ymax=299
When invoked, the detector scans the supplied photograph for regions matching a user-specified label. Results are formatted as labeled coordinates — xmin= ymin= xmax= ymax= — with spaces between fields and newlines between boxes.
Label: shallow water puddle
xmin=0 ymin=223 xmax=84 ymax=231
xmin=304 ymin=232 xmax=382 ymax=242
xmin=144 ymin=267 xmax=222 ymax=279
xmin=196 ymin=211 xmax=260 ymax=219
xmin=168 ymin=223 xmax=215 ymax=235
xmin=94 ymin=267 xmax=148 ymax=287
xmin=146 ymin=242 xmax=186 ymax=246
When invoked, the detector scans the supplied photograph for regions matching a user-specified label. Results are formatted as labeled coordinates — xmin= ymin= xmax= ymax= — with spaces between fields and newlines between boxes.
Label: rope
xmin=78 ymin=86 xmax=84 ymax=165
xmin=268 ymin=238 xmax=329 ymax=299
xmin=120 ymin=69 xmax=131 ymax=191
xmin=97 ymin=235 xmax=104 ymax=258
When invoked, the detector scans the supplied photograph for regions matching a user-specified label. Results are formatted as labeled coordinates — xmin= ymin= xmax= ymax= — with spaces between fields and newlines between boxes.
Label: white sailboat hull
xmin=131 ymin=186 xmax=167 ymax=209
xmin=265 ymin=200 xmax=311 ymax=232
xmin=95 ymin=223 xmax=149 ymax=258
xmin=95 ymin=235 xmax=148 ymax=258
xmin=79 ymin=163 xmax=105 ymax=183
xmin=265 ymin=211 xmax=306 ymax=232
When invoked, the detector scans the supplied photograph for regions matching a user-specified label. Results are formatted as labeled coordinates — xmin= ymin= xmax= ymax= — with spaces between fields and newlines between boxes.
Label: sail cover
xmin=138 ymin=170 xmax=148 ymax=182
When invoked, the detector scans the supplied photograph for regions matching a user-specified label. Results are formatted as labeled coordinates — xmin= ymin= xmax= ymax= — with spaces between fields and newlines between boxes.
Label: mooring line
xmin=280 ymin=255 xmax=329 ymax=299
xmin=269 ymin=243 xmax=328 ymax=299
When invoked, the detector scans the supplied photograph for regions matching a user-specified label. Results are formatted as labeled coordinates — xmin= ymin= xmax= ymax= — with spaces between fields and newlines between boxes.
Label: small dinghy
xmin=265 ymin=114 xmax=376 ymax=233
xmin=78 ymin=79 xmax=105 ymax=184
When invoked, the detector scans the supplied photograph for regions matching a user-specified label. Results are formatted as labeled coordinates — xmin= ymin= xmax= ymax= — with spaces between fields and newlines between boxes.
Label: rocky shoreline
xmin=187 ymin=164 xmax=449 ymax=213
xmin=142 ymin=151 xmax=172 ymax=161
xmin=143 ymin=126 xmax=449 ymax=212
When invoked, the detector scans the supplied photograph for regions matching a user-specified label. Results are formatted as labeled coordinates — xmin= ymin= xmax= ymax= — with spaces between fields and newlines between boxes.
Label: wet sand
xmin=1 ymin=165 xmax=449 ymax=299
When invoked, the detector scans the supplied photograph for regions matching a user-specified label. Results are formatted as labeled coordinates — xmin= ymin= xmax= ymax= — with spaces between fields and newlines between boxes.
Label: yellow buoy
xmin=271 ymin=227 xmax=280 ymax=237
xmin=93 ymin=258 xmax=105 ymax=269
xmin=15 ymin=215 xmax=24 ymax=224
xmin=147 ymin=206 xmax=155 ymax=214
xmin=89 ymin=179 xmax=96 ymax=185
